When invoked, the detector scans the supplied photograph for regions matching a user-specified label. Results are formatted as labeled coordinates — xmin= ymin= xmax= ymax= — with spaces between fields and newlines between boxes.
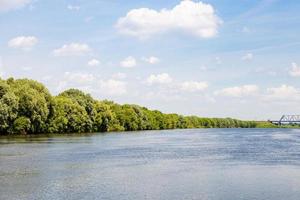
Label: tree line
xmin=0 ymin=78 xmax=266 ymax=135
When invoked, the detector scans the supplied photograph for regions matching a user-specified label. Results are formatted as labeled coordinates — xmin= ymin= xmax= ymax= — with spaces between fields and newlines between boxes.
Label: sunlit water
xmin=1 ymin=129 xmax=300 ymax=200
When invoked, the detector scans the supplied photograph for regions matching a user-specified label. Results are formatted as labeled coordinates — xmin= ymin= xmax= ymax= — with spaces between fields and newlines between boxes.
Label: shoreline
xmin=1 ymin=127 xmax=299 ymax=138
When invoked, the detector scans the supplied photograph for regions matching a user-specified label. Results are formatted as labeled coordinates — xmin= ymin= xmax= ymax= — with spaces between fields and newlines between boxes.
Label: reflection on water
xmin=1 ymin=129 xmax=300 ymax=200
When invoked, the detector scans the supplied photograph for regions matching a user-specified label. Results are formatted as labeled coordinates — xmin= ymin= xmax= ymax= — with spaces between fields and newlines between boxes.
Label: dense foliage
xmin=0 ymin=78 xmax=264 ymax=135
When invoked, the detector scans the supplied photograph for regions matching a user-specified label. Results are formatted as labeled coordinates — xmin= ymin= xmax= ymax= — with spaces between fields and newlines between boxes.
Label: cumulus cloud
xmin=142 ymin=56 xmax=160 ymax=64
xmin=21 ymin=66 xmax=32 ymax=71
xmin=53 ymin=43 xmax=91 ymax=56
xmin=289 ymin=62 xmax=300 ymax=77
xmin=265 ymin=85 xmax=300 ymax=101
xmin=56 ymin=81 xmax=68 ymax=92
xmin=56 ymin=72 xmax=95 ymax=92
xmin=146 ymin=73 xmax=172 ymax=85
xmin=41 ymin=75 xmax=53 ymax=82
xmin=144 ymin=90 xmax=183 ymax=102
xmin=64 ymin=72 xmax=95 ymax=84
xmin=216 ymin=85 xmax=259 ymax=97
xmin=120 ymin=56 xmax=137 ymax=68
xmin=99 ymin=79 xmax=127 ymax=96
xmin=116 ymin=0 xmax=222 ymax=39
xmin=85 ymin=16 xmax=94 ymax=23
xmin=242 ymin=53 xmax=253 ymax=61
xmin=180 ymin=81 xmax=208 ymax=92
xmin=112 ymin=72 xmax=127 ymax=79
xmin=242 ymin=26 xmax=250 ymax=33
xmin=215 ymin=57 xmax=222 ymax=64
xmin=199 ymin=66 xmax=208 ymax=71
xmin=88 ymin=59 xmax=100 ymax=66
xmin=67 ymin=5 xmax=80 ymax=11
xmin=0 ymin=0 xmax=31 ymax=12
xmin=8 ymin=36 xmax=38 ymax=50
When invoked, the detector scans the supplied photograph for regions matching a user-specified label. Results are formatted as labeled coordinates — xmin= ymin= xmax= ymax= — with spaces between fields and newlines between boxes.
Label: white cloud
xmin=56 ymin=72 xmax=95 ymax=92
xmin=116 ymin=0 xmax=222 ymax=39
xmin=0 ymin=0 xmax=31 ymax=12
xmin=142 ymin=56 xmax=160 ymax=64
xmin=242 ymin=53 xmax=253 ymax=61
xmin=85 ymin=16 xmax=94 ymax=23
xmin=41 ymin=75 xmax=52 ymax=81
xmin=265 ymin=85 xmax=300 ymax=101
xmin=56 ymin=72 xmax=96 ymax=92
xmin=64 ymin=72 xmax=95 ymax=84
xmin=120 ymin=56 xmax=137 ymax=68
xmin=21 ymin=66 xmax=32 ymax=71
xmin=215 ymin=57 xmax=222 ymax=64
xmin=88 ymin=59 xmax=100 ymax=66
xmin=254 ymin=67 xmax=277 ymax=77
xmin=112 ymin=72 xmax=127 ymax=79
xmin=56 ymin=81 xmax=68 ymax=92
xmin=216 ymin=85 xmax=259 ymax=97
xmin=53 ymin=43 xmax=91 ymax=57
xmin=289 ymin=62 xmax=300 ymax=77
xmin=8 ymin=36 xmax=38 ymax=50
xmin=180 ymin=81 xmax=208 ymax=92
xmin=242 ymin=26 xmax=250 ymax=33
xmin=144 ymin=91 xmax=183 ymax=101
xmin=67 ymin=5 xmax=80 ymax=11
xmin=146 ymin=73 xmax=172 ymax=85
xmin=99 ymin=79 xmax=127 ymax=96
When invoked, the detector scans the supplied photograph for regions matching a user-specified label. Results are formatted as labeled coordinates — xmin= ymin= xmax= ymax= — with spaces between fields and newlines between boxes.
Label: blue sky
xmin=1 ymin=0 xmax=300 ymax=120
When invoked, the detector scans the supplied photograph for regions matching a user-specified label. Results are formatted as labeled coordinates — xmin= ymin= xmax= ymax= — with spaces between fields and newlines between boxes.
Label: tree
xmin=0 ymin=81 xmax=19 ymax=134
xmin=92 ymin=101 xmax=114 ymax=132
xmin=114 ymin=105 xmax=139 ymax=131
xmin=0 ymin=77 xmax=265 ymax=134
xmin=12 ymin=117 xmax=31 ymax=134
xmin=8 ymin=79 xmax=51 ymax=133
xmin=48 ymin=96 xmax=91 ymax=133
xmin=59 ymin=89 xmax=94 ymax=115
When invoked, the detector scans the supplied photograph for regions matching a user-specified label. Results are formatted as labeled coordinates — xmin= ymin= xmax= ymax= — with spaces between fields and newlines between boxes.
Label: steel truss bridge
xmin=270 ymin=115 xmax=300 ymax=125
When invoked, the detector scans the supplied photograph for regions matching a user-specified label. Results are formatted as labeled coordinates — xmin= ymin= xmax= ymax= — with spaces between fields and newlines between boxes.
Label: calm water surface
xmin=1 ymin=129 xmax=300 ymax=200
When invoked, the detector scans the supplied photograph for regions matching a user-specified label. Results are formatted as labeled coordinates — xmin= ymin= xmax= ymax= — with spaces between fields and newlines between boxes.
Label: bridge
xmin=270 ymin=115 xmax=300 ymax=125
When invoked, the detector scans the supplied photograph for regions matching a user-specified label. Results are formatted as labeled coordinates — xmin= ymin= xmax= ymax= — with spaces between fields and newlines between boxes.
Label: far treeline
xmin=0 ymin=78 xmax=277 ymax=135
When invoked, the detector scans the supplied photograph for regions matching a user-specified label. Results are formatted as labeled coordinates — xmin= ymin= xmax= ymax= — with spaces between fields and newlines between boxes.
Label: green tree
xmin=13 ymin=117 xmax=31 ymax=134
xmin=48 ymin=96 xmax=91 ymax=133
xmin=0 ymin=81 xmax=19 ymax=134
xmin=9 ymin=79 xmax=51 ymax=133
xmin=0 ymin=77 xmax=266 ymax=134
xmin=92 ymin=101 xmax=115 ymax=132
xmin=59 ymin=89 xmax=94 ymax=115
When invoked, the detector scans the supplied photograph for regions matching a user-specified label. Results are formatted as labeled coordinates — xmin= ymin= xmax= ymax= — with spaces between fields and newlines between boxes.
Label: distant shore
xmin=0 ymin=77 xmax=295 ymax=136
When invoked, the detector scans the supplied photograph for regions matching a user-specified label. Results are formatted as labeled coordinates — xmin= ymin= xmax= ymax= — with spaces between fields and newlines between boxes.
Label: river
xmin=1 ymin=129 xmax=300 ymax=200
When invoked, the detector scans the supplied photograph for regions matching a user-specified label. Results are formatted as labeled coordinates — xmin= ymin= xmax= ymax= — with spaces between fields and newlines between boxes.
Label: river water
xmin=1 ymin=129 xmax=300 ymax=200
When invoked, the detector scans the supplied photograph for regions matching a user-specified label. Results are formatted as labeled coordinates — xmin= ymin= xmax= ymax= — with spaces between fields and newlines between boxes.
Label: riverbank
xmin=0 ymin=77 xmax=261 ymax=135
xmin=1 ymin=77 xmax=297 ymax=135
xmin=1 ymin=126 xmax=299 ymax=137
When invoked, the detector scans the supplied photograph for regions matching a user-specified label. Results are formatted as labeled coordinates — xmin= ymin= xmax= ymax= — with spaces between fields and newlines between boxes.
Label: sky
xmin=1 ymin=0 xmax=300 ymax=120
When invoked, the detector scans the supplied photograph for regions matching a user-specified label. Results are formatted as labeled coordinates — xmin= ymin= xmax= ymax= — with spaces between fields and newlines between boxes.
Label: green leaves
xmin=0 ymin=77 xmax=259 ymax=135
xmin=9 ymin=79 xmax=51 ymax=133
xmin=0 ymin=83 xmax=19 ymax=133
xmin=13 ymin=117 xmax=31 ymax=135
xmin=48 ymin=96 xmax=91 ymax=133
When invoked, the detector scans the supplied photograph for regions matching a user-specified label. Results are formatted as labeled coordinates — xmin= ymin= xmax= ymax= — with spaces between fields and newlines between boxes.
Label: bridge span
xmin=270 ymin=115 xmax=300 ymax=125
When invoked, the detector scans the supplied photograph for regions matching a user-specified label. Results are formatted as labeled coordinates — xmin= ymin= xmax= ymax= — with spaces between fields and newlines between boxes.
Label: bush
xmin=13 ymin=117 xmax=31 ymax=134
